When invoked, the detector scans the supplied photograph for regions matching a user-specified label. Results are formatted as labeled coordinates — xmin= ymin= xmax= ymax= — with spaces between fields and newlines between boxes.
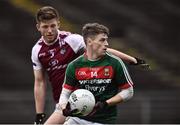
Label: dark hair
xmin=36 ymin=6 xmax=59 ymax=23
xmin=82 ymin=23 xmax=109 ymax=42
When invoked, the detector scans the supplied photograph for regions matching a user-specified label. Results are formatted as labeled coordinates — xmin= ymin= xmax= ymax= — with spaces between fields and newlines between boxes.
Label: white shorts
xmin=64 ymin=117 xmax=104 ymax=125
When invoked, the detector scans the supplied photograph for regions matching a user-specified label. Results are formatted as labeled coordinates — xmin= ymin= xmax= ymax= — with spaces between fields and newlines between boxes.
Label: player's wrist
xmin=61 ymin=103 xmax=68 ymax=110
xmin=96 ymin=101 xmax=108 ymax=110
xmin=129 ymin=57 xmax=151 ymax=70
xmin=102 ymin=101 xmax=108 ymax=108
xmin=135 ymin=57 xmax=146 ymax=65
xmin=36 ymin=113 xmax=46 ymax=117
xmin=129 ymin=57 xmax=146 ymax=65
xmin=62 ymin=102 xmax=71 ymax=116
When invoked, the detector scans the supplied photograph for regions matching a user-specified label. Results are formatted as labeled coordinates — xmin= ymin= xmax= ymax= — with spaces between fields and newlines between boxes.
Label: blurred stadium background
xmin=0 ymin=0 xmax=180 ymax=124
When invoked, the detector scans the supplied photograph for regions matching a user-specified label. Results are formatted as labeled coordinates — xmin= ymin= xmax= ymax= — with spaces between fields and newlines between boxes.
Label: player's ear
xmin=57 ymin=21 xmax=60 ymax=28
xmin=86 ymin=37 xmax=92 ymax=45
xmin=36 ymin=23 xmax=40 ymax=31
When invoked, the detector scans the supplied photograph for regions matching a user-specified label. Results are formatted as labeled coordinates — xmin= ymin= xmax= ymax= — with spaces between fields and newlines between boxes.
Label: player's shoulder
xmin=64 ymin=33 xmax=83 ymax=43
xmin=106 ymin=52 xmax=124 ymax=64
xmin=58 ymin=30 xmax=83 ymax=40
xmin=58 ymin=30 xmax=71 ymax=39
xmin=68 ymin=54 xmax=84 ymax=66
xmin=63 ymin=32 xmax=85 ymax=53
xmin=31 ymin=38 xmax=43 ymax=53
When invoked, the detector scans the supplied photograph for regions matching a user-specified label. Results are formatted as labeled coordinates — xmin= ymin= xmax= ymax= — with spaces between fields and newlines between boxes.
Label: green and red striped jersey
xmin=63 ymin=52 xmax=133 ymax=123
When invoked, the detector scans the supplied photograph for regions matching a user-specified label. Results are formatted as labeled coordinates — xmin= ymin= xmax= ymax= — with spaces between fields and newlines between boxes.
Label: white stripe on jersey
xmin=107 ymin=53 xmax=133 ymax=86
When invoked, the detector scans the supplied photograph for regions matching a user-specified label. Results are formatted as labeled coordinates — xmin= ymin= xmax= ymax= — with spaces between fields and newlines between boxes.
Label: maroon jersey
xmin=31 ymin=30 xmax=85 ymax=102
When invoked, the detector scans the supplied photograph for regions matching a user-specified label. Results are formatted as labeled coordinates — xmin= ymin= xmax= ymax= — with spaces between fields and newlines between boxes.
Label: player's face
xmin=37 ymin=19 xmax=59 ymax=43
xmin=89 ymin=33 xmax=109 ymax=58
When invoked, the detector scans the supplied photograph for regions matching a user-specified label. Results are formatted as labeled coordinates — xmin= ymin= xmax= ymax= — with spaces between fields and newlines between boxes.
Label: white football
xmin=68 ymin=89 xmax=95 ymax=116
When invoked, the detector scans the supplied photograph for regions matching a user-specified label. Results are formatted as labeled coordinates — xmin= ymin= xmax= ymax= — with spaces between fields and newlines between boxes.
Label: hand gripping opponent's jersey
xmin=31 ymin=30 xmax=86 ymax=102
xmin=63 ymin=53 xmax=133 ymax=123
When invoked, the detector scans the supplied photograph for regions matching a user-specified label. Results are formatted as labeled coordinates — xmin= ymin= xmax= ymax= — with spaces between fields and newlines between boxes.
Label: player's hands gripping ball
xmin=62 ymin=102 xmax=82 ymax=117
xmin=63 ymin=89 xmax=96 ymax=117
xmin=88 ymin=101 xmax=108 ymax=116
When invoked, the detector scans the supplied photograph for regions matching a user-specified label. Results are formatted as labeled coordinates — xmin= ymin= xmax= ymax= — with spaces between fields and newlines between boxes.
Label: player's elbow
xmin=127 ymin=87 xmax=134 ymax=101
xmin=118 ymin=87 xmax=134 ymax=101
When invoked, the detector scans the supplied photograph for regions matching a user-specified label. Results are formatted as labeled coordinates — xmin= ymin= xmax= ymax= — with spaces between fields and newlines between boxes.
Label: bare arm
xmin=106 ymin=48 xmax=137 ymax=64
xmin=106 ymin=87 xmax=134 ymax=106
xmin=107 ymin=48 xmax=150 ymax=70
xmin=44 ymin=111 xmax=65 ymax=124
xmin=33 ymin=69 xmax=46 ymax=113
xmin=44 ymin=88 xmax=71 ymax=124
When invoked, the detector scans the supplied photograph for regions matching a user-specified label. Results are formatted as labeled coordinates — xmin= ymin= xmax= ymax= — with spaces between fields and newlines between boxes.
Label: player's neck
xmin=42 ymin=34 xmax=58 ymax=45
xmin=86 ymin=49 xmax=101 ymax=61
xmin=43 ymin=39 xmax=57 ymax=45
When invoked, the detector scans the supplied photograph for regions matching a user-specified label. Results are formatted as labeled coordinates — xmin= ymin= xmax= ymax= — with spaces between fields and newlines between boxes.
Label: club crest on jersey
xmin=60 ymin=47 xmax=66 ymax=55
xmin=104 ymin=68 xmax=110 ymax=76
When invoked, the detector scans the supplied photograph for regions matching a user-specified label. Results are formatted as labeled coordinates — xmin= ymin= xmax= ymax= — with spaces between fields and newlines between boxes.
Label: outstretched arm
xmin=107 ymin=48 xmax=150 ymax=69
xmin=106 ymin=48 xmax=137 ymax=63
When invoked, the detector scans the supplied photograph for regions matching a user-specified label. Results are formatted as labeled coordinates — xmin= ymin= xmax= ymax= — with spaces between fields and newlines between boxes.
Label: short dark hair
xmin=82 ymin=23 xmax=109 ymax=42
xmin=36 ymin=6 xmax=59 ymax=23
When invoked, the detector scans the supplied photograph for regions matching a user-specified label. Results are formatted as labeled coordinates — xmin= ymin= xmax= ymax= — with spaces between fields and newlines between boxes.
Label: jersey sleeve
xmin=65 ymin=34 xmax=86 ymax=54
xmin=63 ymin=62 xmax=78 ymax=91
xmin=31 ymin=45 xmax=42 ymax=70
xmin=114 ymin=58 xmax=133 ymax=89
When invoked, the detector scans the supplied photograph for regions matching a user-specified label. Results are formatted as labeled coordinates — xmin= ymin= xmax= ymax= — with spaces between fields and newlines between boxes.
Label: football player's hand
xmin=130 ymin=57 xmax=151 ymax=70
xmin=62 ymin=102 xmax=82 ymax=117
xmin=88 ymin=101 xmax=108 ymax=116
xmin=34 ymin=113 xmax=46 ymax=125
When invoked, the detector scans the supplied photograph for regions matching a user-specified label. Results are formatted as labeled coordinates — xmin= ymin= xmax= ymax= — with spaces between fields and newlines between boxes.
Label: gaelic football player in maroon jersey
xmin=31 ymin=6 xmax=147 ymax=124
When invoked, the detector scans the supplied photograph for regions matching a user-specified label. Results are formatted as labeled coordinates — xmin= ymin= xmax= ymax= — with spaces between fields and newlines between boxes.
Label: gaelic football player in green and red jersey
xmin=47 ymin=23 xmax=134 ymax=124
